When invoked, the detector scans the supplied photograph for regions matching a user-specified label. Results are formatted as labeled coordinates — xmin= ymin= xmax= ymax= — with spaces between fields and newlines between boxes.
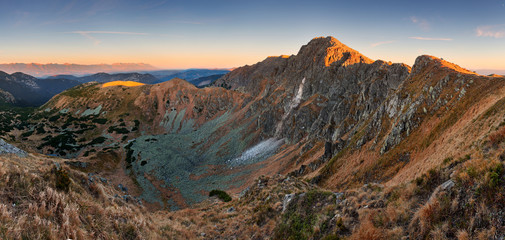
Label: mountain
xmin=156 ymin=69 xmax=230 ymax=83
xmin=191 ymin=73 xmax=226 ymax=87
xmin=46 ymin=74 xmax=80 ymax=80
xmin=2 ymin=36 xmax=505 ymax=238
xmin=0 ymin=71 xmax=48 ymax=106
xmin=0 ymin=88 xmax=15 ymax=104
xmin=36 ymin=78 xmax=83 ymax=96
xmin=142 ymin=69 xmax=183 ymax=79
xmin=0 ymin=71 xmax=81 ymax=106
xmin=75 ymin=72 xmax=159 ymax=84
xmin=0 ymin=63 xmax=157 ymax=77
xmin=46 ymin=70 xmax=229 ymax=86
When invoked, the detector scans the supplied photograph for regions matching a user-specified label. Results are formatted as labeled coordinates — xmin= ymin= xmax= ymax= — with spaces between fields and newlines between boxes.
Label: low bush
xmin=209 ymin=189 xmax=232 ymax=202
xmin=54 ymin=168 xmax=71 ymax=192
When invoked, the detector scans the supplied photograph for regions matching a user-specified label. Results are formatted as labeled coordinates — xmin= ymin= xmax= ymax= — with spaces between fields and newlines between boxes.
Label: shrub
xmin=108 ymin=126 xmax=130 ymax=134
xmin=443 ymin=157 xmax=453 ymax=165
xmin=488 ymin=163 xmax=503 ymax=188
xmin=88 ymin=136 xmax=107 ymax=145
xmin=489 ymin=126 xmax=505 ymax=145
xmin=55 ymin=169 xmax=71 ymax=192
xmin=209 ymin=189 xmax=232 ymax=202
xmin=92 ymin=118 xmax=107 ymax=124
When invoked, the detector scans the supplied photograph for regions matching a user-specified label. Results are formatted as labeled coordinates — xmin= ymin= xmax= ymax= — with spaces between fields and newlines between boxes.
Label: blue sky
xmin=0 ymin=0 xmax=504 ymax=71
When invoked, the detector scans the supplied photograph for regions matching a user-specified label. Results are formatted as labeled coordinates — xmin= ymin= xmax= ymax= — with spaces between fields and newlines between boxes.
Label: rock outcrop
xmin=0 ymin=139 xmax=27 ymax=157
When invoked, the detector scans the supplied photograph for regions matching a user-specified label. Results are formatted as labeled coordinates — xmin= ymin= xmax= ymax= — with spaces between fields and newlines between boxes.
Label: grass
xmin=0 ymin=154 xmax=158 ymax=239
xmin=489 ymin=126 xmax=505 ymax=146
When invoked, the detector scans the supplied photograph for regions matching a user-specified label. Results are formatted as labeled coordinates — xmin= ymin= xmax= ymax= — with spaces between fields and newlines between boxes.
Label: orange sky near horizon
xmin=2 ymin=46 xmax=504 ymax=72
xmin=1 ymin=1 xmax=505 ymax=72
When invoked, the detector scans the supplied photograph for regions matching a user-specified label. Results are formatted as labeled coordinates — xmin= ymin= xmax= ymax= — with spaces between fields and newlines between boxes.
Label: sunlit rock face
xmin=214 ymin=36 xmax=410 ymax=144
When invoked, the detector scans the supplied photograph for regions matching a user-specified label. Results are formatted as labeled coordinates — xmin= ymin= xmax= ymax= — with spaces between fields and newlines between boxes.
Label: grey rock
xmin=118 ymin=184 xmax=128 ymax=192
xmin=283 ymin=193 xmax=296 ymax=212
xmin=0 ymin=139 xmax=27 ymax=157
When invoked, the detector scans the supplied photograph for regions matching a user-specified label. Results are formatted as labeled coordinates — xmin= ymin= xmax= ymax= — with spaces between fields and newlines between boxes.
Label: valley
xmin=1 ymin=36 xmax=505 ymax=239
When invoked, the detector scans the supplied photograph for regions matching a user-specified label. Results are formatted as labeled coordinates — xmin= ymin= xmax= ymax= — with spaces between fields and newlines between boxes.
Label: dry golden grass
xmin=0 ymin=154 xmax=158 ymax=239
xmin=489 ymin=125 xmax=505 ymax=145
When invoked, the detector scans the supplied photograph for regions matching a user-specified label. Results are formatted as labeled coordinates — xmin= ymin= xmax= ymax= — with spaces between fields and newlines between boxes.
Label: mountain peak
xmin=413 ymin=55 xmax=478 ymax=75
xmin=299 ymin=36 xmax=373 ymax=67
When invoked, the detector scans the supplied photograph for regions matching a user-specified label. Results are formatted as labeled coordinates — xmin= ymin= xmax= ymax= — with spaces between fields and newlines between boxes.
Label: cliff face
xmin=214 ymin=36 xmax=505 ymax=189
xmin=215 ymin=37 xmax=410 ymax=145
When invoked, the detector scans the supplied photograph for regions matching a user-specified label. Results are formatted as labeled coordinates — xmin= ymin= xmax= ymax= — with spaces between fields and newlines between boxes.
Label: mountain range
xmin=0 ymin=69 xmax=230 ymax=106
xmin=0 ymin=63 xmax=157 ymax=77
xmin=0 ymin=71 xmax=81 ymax=106
xmin=0 ymin=36 xmax=504 ymax=239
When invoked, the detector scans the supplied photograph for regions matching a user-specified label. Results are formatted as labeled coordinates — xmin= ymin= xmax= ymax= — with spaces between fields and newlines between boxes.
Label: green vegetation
xmin=125 ymin=142 xmax=135 ymax=169
xmin=413 ymin=167 xmax=446 ymax=199
xmin=92 ymin=118 xmax=108 ymax=124
xmin=273 ymin=190 xmax=333 ymax=240
xmin=88 ymin=136 xmax=107 ymax=145
xmin=209 ymin=189 xmax=232 ymax=202
xmin=108 ymin=126 xmax=130 ymax=134
xmin=38 ymin=132 xmax=80 ymax=156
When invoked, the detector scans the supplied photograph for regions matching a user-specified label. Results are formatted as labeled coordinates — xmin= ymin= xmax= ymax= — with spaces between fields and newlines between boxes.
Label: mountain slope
xmin=13 ymin=78 xmax=264 ymax=209
xmin=191 ymin=74 xmax=226 ymax=87
xmin=156 ymin=69 xmax=230 ymax=83
xmin=0 ymin=71 xmax=81 ymax=106
xmin=75 ymin=72 xmax=159 ymax=84
xmin=0 ymin=89 xmax=15 ymax=104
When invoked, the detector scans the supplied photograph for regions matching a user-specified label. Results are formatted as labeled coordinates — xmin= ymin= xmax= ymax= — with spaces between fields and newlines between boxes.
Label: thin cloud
xmin=70 ymin=31 xmax=148 ymax=35
xmin=77 ymin=32 xmax=101 ymax=45
xmin=69 ymin=31 xmax=148 ymax=45
xmin=409 ymin=36 xmax=453 ymax=41
xmin=371 ymin=41 xmax=395 ymax=47
xmin=168 ymin=20 xmax=203 ymax=25
xmin=410 ymin=16 xmax=430 ymax=31
xmin=476 ymin=25 xmax=505 ymax=38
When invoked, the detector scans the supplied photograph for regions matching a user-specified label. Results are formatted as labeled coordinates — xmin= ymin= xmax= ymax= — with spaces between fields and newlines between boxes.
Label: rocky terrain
xmin=0 ymin=36 xmax=505 ymax=239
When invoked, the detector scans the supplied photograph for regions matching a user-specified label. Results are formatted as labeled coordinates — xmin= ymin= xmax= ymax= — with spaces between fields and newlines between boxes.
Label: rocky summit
xmin=1 ymin=36 xmax=505 ymax=239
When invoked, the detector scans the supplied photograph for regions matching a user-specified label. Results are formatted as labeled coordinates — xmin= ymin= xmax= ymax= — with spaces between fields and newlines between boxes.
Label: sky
xmin=0 ymin=0 xmax=504 ymax=71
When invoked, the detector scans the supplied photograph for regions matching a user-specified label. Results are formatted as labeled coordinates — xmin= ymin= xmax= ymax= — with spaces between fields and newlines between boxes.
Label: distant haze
xmin=0 ymin=63 xmax=157 ymax=77
xmin=473 ymin=69 xmax=505 ymax=76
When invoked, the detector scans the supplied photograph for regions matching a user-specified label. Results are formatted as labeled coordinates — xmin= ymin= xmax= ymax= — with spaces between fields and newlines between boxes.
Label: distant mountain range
xmin=155 ymin=69 xmax=230 ymax=83
xmin=0 ymin=69 xmax=229 ymax=106
xmin=48 ymin=69 xmax=230 ymax=86
xmin=73 ymin=72 xmax=159 ymax=84
xmin=0 ymin=63 xmax=157 ymax=77
xmin=191 ymin=74 xmax=227 ymax=87
xmin=0 ymin=71 xmax=81 ymax=106
xmin=473 ymin=69 xmax=505 ymax=76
